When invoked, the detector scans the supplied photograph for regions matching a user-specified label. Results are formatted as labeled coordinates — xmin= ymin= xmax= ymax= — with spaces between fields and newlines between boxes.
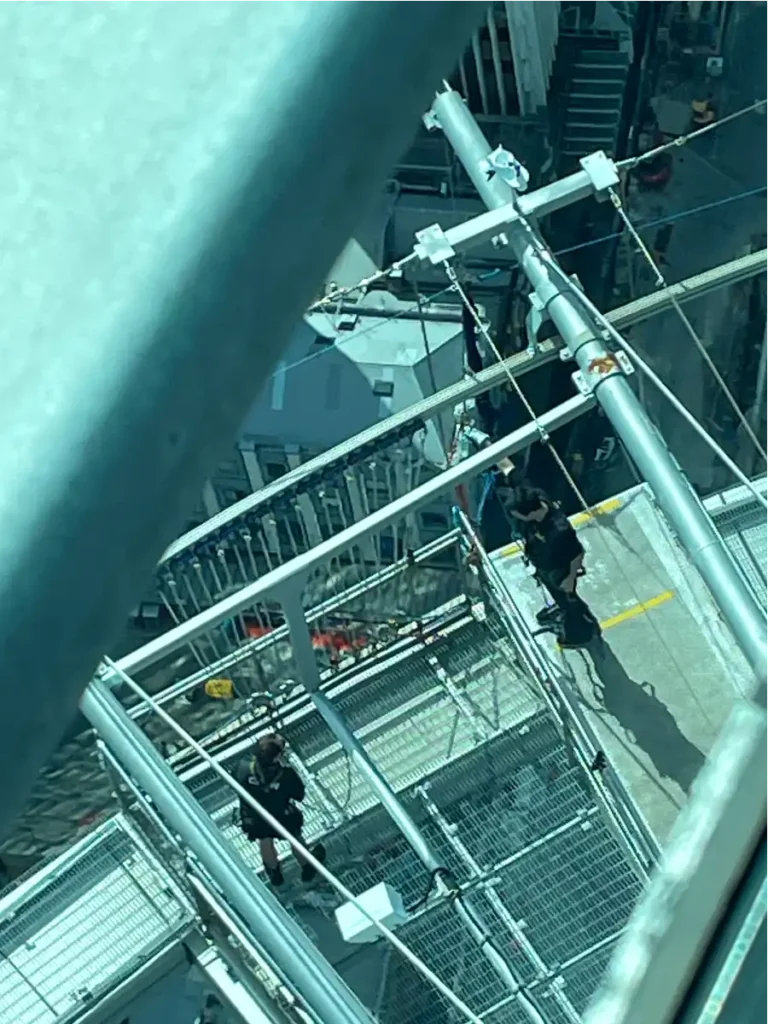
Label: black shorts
xmin=243 ymin=805 xmax=303 ymax=842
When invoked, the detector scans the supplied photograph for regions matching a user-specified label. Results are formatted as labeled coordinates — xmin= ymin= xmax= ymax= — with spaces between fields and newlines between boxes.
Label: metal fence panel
xmin=0 ymin=821 xmax=191 ymax=1024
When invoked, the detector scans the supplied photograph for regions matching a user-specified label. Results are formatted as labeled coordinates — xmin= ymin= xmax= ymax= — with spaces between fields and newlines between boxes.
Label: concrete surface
xmin=493 ymin=484 xmax=755 ymax=844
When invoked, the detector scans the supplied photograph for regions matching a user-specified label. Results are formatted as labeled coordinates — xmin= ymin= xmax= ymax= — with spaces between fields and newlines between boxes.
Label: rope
xmin=618 ymin=99 xmax=767 ymax=172
xmin=608 ymin=187 xmax=767 ymax=464
xmin=103 ymin=659 xmax=484 ymax=1024
xmin=444 ymin=260 xmax=720 ymax=729
xmin=308 ymin=252 xmax=418 ymax=312
xmin=444 ymin=262 xmax=593 ymax=510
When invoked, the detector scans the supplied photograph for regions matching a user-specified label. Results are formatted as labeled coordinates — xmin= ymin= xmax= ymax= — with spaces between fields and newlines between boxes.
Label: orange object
xmin=245 ymin=623 xmax=369 ymax=654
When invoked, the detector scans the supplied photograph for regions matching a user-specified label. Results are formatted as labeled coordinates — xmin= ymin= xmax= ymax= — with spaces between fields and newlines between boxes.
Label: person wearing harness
xmin=497 ymin=478 xmax=600 ymax=649
xmin=235 ymin=733 xmax=326 ymax=887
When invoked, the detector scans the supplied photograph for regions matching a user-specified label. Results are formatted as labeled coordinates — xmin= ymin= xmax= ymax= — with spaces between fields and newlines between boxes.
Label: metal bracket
xmin=579 ymin=151 xmax=620 ymax=200
xmin=414 ymin=223 xmax=456 ymax=265
xmin=422 ymin=108 xmax=441 ymax=132
xmin=525 ymin=292 xmax=547 ymax=354
xmin=572 ymin=350 xmax=633 ymax=395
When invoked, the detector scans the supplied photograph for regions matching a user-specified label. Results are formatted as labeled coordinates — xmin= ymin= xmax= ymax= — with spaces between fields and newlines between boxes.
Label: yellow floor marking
xmin=499 ymin=497 xmax=624 ymax=559
xmin=554 ymin=590 xmax=676 ymax=649
xmin=600 ymin=590 xmax=676 ymax=631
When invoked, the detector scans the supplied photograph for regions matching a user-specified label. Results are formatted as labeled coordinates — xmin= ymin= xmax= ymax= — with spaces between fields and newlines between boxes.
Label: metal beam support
xmin=584 ymin=701 xmax=767 ymax=1024
xmin=114 ymin=394 xmax=593 ymax=676
xmin=432 ymin=87 xmax=768 ymax=686
xmin=163 ymin=248 xmax=765 ymax=563
xmin=278 ymin=589 xmax=548 ymax=1024
xmin=80 ymin=679 xmax=374 ymax=1024
xmin=0 ymin=1 xmax=481 ymax=842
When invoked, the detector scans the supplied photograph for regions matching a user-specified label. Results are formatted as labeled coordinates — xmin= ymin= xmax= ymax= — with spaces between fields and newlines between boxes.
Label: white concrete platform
xmin=492 ymin=483 xmax=758 ymax=844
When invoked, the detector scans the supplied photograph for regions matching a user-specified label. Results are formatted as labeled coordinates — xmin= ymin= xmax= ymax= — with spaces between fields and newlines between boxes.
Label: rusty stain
xmin=587 ymin=355 xmax=620 ymax=376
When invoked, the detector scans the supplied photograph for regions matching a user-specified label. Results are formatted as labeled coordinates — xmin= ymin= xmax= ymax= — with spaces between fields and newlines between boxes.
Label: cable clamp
xmin=480 ymin=146 xmax=530 ymax=193
xmin=572 ymin=351 xmax=633 ymax=395
xmin=580 ymin=151 xmax=620 ymax=200
xmin=414 ymin=223 xmax=456 ymax=265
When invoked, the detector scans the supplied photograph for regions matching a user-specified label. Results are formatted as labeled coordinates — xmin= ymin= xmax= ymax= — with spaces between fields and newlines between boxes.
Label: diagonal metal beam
xmin=0 ymin=1 xmax=481 ymax=842
xmin=163 ymin=248 xmax=766 ymax=562
xmin=113 ymin=393 xmax=594 ymax=676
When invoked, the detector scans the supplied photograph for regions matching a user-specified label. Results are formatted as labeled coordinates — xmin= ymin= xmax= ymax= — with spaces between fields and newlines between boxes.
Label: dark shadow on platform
xmin=585 ymin=639 xmax=706 ymax=794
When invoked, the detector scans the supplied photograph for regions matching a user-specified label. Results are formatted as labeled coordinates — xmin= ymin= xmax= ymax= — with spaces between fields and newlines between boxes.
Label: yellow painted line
xmin=499 ymin=497 xmax=624 ymax=559
xmin=571 ymin=497 xmax=622 ymax=528
xmin=600 ymin=590 xmax=676 ymax=631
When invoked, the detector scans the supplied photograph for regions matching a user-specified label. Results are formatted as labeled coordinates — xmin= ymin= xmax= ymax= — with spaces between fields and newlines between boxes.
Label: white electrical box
xmin=334 ymin=882 xmax=408 ymax=944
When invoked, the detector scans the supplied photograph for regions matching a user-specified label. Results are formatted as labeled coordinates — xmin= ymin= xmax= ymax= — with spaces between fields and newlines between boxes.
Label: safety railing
xmin=454 ymin=509 xmax=661 ymax=880
xmin=704 ymin=478 xmax=768 ymax=611
xmin=148 ymin=344 xmax=560 ymax=660
xmin=0 ymin=817 xmax=193 ymax=1024
xmin=133 ymin=529 xmax=469 ymax=715
xmin=99 ymin=599 xmax=648 ymax=1024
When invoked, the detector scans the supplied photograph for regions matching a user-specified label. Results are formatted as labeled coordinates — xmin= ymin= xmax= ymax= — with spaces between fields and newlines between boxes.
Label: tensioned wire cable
xmin=306 ymin=98 xmax=766 ymax=316
xmin=617 ymin=99 xmax=767 ymax=171
xmin=607 ymin=186 xmax=767 ymax=464
xmin=444 ymin=260 xmax=720 ymax=731
xmin=285 ymin=184 xmax=765 ymax=384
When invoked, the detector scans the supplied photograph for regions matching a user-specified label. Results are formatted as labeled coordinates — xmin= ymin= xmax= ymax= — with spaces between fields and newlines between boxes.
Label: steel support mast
xmin=0 ymin=1 xmax=481 ymax=842
xmin=81 ymin=679 xmax=375 ymax=1024
xmin=430 ymin=87 xmax=767 ymax=685
xmin=280 ymin=593 xmax=562 ymax=1024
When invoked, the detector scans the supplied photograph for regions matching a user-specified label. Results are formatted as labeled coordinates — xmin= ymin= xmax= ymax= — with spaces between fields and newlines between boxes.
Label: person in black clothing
xmin=235 ymin=733 xmax=326 ymax=886
xmin=497 ymin=478 xmax=600 ymax=648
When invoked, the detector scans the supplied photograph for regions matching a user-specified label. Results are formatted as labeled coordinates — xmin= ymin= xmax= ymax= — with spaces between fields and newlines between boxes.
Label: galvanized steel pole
xmin=81 ymin=678 xmax=374 ymax=1024
xmin=431 ymin=88 xmax=767 ymax=685
xmin=279 ymin=591 xmax=549 ymax=1024
xmin=0 ymin=1 xmax=481 ymax=840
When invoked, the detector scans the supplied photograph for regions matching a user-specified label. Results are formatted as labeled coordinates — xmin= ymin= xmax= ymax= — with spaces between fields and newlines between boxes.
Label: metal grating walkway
xmin=0 ymin=820 xmax=192 ymax=1024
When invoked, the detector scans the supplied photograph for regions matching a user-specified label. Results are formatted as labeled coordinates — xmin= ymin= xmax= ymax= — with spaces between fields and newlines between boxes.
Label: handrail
xmin=159 ymin=250 xmax=766 ymax=566
xmin=113 ymin=394 xmax=594 ymax=677
xmin=455 ymin=509 xmax=660 ymax=878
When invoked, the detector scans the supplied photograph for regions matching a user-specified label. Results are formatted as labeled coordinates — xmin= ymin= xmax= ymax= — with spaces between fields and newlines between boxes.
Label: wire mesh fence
xmin=0 ymin=586 xmax=648 ymax=1024
xmin=181 ymin=607 xmax=545 ymax=844
xmin=0 ymin=821 xmax=192 ymax=1024
xmin=705 ymin=484 xmax=767 ymax=610
xmin=177 ymin=626 xmax=641 ymax=1023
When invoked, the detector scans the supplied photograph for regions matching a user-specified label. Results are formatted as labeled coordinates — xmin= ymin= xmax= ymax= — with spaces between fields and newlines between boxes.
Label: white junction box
xmin=334 ymin=882 xmax=408 ymax=944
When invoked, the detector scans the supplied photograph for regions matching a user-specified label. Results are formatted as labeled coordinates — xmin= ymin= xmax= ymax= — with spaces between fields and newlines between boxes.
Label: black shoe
xmin=265 ymin=864 xmax=284 ymax=887
xmin=536 ymin=605 xmax=560 ymax=624
xmin=557 ymin=634 xmax=594 ymax=650
xmin=301 ymin=844 xmax=327 ymax=883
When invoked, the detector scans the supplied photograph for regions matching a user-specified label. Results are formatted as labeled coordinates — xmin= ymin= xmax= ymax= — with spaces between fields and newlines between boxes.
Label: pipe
xmin=0 ymin=0 xmax=481 ymax=842
xmin=80 ymin=679 xmax=374 ymax=1024
xmin=278 ymin=589 xmax=547 ymax=1024
xmin=158 ymin=248 xmax=766 ymax=566
xmin=113 ymin=394 xmax=594 ymax=676
xmin=431 ymin=86 xmax=767 ymax=686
